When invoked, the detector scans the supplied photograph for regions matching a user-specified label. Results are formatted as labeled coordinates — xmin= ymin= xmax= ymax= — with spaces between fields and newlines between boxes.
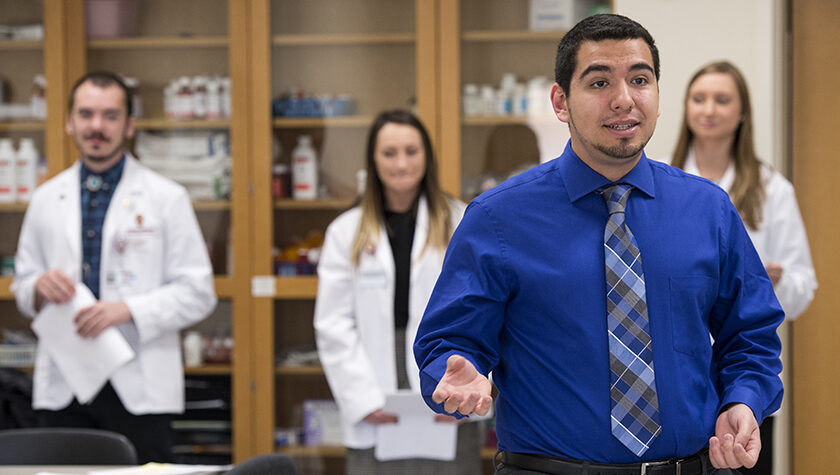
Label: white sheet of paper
xmin=88 ymin=463 xmax=232 ymax=474
xmin=31 ymin=283 xmax=135 ymax=404
xmin=374 ymin=390 xmax=457 ymax=462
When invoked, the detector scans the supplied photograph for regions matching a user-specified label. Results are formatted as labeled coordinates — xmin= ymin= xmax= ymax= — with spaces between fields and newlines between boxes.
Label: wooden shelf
xmin=0 ymin=276 xmax=233 ymax=300
xmin=272 ymin=33 xmax=414 ymax=46
xmin=0 ymin=40 xmax=42 ymax=50
xmin=462 ymin=29 xmax=568 ymax=42
xmin=274 ymin=198 xmax=354 ymax=210
xmin=275 ymin=276 xmax=318 ymax=299
xmin=275 ymin=365 xmax=323 ymax=376
xmin=463 ymin=115 xmax=531 ymax=126
xmin=0 ymin=202 xmax=29 ymax=212
xmin=272 ymin=115 xmax=373 ymax=128
xmin=0 ymin=121 xmax=45 ymax=132
xmin=185 ymin=364 xmax=232 ymax=375
xmin=277 ymin=445 xmax=346 ymax=458
xmin=193 ymin=200 xmax=231 ymax=212
xmin=88 ymin=36 xmax=229 ymax=49
xmin=134 ymin=118 xmax=230 ymax=130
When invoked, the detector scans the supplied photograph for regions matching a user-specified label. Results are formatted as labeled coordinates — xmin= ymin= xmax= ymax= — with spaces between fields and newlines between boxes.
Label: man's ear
xmin=551 ymin=82 xmax=570 ymax=124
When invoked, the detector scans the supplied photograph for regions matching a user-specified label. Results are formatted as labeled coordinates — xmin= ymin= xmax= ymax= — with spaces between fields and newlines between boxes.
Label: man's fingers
xmin=734 ymin=442 xmax=757 ymax=469
xmin=442 ymin=392 xmax=463 ymax=414
xmin=721 ymin=434 xmax=740 ymax=468
xmin=432 ymin=386 xmax=450 ymax=404
xmin=708 ymin=437 xmax=726 ymax=468
xmin=474 ymin=395 xmax=493 ymax=416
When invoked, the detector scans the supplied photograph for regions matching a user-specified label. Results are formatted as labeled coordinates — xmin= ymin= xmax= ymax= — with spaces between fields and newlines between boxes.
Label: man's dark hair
xmin=554 ymin=14 xmax=660 ymax=96
xmin=68 ymin=71 xmax=133 ymax=116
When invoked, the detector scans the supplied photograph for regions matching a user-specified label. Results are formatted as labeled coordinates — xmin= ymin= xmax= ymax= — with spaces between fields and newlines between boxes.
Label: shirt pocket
xmin=669 ymin=276 xmax=715 ymax=357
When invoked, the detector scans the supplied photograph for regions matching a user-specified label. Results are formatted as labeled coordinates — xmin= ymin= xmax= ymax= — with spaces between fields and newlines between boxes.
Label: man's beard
xmin=594 ymin=138 xmax=646 ymax=160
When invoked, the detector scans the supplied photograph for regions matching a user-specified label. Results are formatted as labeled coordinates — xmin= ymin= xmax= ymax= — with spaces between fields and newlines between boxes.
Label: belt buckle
xmin=640 ymin=458 xmax=678 ymax=475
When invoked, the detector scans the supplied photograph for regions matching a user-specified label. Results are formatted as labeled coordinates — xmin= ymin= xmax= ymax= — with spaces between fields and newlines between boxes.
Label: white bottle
xmin=183 ymin=331 xmax=203 ymax=367
xmin=291 ymin=135 xmax=318 ymax=200
xmin=206 ymin=77 xmax=222 ymax=119
xmin=15 ymin=138 xmax=38 ymax=202
xmin=0 ymin=139 xmax=16 ymax=203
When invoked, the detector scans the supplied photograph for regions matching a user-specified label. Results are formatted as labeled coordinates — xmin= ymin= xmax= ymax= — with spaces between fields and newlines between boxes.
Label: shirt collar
xmin=557 ymin=141 xmax=656 ymax=203
xmin=80 ymin=153 xmax=126 ymax=191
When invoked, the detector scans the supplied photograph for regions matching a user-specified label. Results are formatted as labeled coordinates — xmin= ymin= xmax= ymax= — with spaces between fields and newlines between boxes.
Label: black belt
xmin=499 ymin=448 xmax=709 ymax=475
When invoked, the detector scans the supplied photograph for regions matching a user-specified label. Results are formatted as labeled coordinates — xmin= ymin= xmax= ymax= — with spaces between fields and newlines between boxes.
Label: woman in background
xmin=671 ymin=61 xmax=817 ymax=475
xmin=314 ymin=110 xmax=478 ymax=474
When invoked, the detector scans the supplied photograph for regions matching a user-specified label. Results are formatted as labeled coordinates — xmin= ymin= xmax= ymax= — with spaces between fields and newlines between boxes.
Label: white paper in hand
xmin=374 ymin=390 xmax=457 ymax=461
xmin=31 ymin=283 xmax=135 ymax=403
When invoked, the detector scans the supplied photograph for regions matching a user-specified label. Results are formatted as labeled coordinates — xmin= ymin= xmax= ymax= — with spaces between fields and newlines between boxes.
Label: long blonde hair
xmin=351 ymin=110 xmax=453 ymax=265
xmin=671 ymin=61 xmax=765 ymax=230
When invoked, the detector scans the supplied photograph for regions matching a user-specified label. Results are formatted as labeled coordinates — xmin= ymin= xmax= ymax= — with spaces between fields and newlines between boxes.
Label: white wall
xmin=614 ymin=0 xmax=786 ymax=170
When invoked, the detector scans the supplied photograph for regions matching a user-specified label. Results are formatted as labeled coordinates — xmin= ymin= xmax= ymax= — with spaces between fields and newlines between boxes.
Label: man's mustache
xmin=84 ymin=132 xmax=108 ymax=141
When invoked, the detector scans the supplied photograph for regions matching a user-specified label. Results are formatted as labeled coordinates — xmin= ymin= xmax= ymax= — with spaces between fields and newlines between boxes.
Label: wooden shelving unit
xmin=134 ymin=119 xmax=231 ymax=130
xmin=462 ymin=29 xmax=567 ymax=42
xmin=272 ymin=116 xmax=373 ymax=128
xmin=0 ymin=121 xmax=45 ymax=132
xmin=0 ymin=40 xmax=42 ymax=50
xmin=88 ymin=36 xmax=228 ymax=49
xmin=272 ymin=32 xmax=413 ymax=46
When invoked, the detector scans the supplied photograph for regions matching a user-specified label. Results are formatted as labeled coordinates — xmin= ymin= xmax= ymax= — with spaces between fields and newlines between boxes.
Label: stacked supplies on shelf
xmin=134 ymin=131 xmax=231 ymax=200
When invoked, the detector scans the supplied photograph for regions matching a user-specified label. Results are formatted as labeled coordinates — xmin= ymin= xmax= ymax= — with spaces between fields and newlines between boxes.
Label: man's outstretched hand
xmin=432 ymin=354 xmax=493 ymax=416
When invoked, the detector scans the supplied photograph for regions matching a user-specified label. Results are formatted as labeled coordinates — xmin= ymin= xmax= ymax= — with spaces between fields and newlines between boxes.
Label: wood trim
xmin=43 ymin=0 xmax=67 ymax=177
xmin=437 ymin=0 xmax=461 ymax=197
xmin=791 ymin=0 xmax=840 ymax=473
xmin=63 ymin=0 xmax=87 ymax=171
xmin=247 ymin=0 xmax=277 ymax=459
xmin=416 ymin=0 xmax=438 ymax=155
xmin=228 ymin=0 xmax=254 ymax=463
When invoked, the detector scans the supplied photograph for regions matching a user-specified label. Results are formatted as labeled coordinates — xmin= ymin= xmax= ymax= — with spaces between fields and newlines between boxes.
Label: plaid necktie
xmin=601 ymin=184 xmax=661 ymax=456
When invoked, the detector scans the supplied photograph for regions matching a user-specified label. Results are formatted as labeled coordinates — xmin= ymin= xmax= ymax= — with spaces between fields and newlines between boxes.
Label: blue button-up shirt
xmin=80 ymin=156 xmax=125 ymax=299
xmin=414 ymin=142 xmax=783 ymax=463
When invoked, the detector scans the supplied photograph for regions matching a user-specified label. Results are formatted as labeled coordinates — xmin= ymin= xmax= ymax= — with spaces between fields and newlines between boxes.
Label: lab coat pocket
xmin=112 ymin=225 xmax=163 ymax=290
xmin=669 ymin=275 xmax=715 ymax=357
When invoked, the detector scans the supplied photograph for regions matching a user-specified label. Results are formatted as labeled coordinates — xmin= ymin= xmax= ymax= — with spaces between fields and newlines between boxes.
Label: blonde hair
xmin=671 ymin=61 xmax=765 ymax=230
xmin=351 ymin=110 xmax=453 ymax=265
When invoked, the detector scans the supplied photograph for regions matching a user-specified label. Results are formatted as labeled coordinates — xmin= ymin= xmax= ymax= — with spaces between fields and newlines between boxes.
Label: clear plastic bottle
xmin=15 ymin=138 xmax=38 ymax=202
xmin=30 ymin=74 xmax=47 ymax=120
xmin=0 ymin=139 xmax=17 ymax=203
xmin=291 ymin=135 xmax=318 ymax=200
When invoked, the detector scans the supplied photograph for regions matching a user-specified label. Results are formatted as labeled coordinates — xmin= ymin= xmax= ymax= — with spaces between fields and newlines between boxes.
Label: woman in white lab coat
xmin=670 ymin=61 xmax=817 ymax=475
xmin=314 ymin=110 xmax=478 ymax=474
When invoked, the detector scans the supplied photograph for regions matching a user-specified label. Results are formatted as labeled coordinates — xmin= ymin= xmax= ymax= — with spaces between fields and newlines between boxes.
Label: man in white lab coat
xmin=12 ymin=71 xmax=217 ymax=463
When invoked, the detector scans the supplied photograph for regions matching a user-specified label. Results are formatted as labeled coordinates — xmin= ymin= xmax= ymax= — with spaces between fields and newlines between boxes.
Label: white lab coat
xmin=681 ymin=150 xmax=817 ymax=319
xmin=313 ymin=195 xmax=465 ymax=448
xmin=12 ymin=154 xmax=216 ymax=414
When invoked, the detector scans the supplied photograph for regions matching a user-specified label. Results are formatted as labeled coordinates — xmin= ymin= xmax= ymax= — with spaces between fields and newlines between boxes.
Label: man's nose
xmin=611 ymin=83 xmax=634 ymax=112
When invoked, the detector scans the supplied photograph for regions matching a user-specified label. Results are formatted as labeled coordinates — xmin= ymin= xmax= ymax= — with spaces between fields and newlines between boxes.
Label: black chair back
xmin=226 ymin=453 xmax=296 ymax=475
xmin=0 ymin=427 xmax=138 ymax=465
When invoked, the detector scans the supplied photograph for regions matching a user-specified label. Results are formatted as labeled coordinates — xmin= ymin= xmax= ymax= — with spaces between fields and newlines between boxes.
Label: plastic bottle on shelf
xmin=0 ymin=139 xmax=17 ymax=203
xmin=220 ymin=77 xmax=232 ymax=118
xmin=206 ymin=77 xmax=222 ymax=119
xmin=291 ymin=135 xmax=318 ymax=200
xmin=15 ymin=138 xmax=38 ymax=202
xmin=192 ymin=76 xmax=208 ymax=119
xmin=30 ymin=74 xmax=47 ymax=120
xmin=122 ymin=76 xmax=142 ymax=118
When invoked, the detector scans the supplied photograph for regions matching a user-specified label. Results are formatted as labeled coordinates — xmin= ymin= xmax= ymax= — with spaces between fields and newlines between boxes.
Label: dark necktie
xmin=601 ymin=183 xmax=661 ymax=456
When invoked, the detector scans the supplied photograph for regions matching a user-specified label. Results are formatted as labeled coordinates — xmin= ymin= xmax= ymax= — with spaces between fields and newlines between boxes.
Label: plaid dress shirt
xmin=80 ymin=155 xmax=125 ymax=299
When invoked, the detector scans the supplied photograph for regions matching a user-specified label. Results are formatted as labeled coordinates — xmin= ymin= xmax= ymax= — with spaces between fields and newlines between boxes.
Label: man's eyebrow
xmin=578 ymin=62 xmax=655 ymax=80
xmin=629 ymin=62 xmax=655 ymax=75
xmin=578 ymin=64 xmax=611 ymax=80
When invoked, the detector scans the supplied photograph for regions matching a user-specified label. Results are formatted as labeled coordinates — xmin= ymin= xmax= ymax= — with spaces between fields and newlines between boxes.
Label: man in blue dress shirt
xmin=414 ymin=14 xmax=782 ymax=474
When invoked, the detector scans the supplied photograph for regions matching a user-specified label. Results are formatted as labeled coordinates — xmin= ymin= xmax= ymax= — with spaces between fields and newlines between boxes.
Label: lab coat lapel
xmin=58 ymin=163 xmax=82 ymax=278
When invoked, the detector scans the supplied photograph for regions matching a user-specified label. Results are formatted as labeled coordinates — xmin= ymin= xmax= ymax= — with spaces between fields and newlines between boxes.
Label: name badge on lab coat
xmin=359 ymin=269 xmax=387 ymax=288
